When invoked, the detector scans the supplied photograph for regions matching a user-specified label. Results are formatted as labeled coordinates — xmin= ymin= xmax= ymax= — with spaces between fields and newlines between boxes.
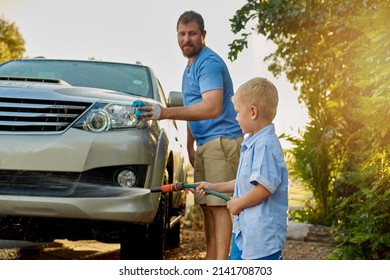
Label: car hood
xmin=0 ymin=79 xmax=147 ymax=104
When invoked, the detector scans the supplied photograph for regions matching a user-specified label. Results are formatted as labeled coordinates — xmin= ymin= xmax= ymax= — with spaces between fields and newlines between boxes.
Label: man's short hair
xmin=177 ymin=10 xmax=205 ymax=32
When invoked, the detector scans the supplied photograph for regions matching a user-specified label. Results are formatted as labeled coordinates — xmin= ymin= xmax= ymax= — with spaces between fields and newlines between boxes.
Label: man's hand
xmin=137 ymin=103 xmax=162 ymax=120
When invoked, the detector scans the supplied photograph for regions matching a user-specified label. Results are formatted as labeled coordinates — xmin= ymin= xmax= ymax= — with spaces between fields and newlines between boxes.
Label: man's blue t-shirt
xmin=182 ymin=46 xmax=243 ymax=145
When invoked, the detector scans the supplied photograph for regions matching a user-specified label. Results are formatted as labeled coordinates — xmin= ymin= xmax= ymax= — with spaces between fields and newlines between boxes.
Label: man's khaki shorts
xmin=194 ymin=136 xmax=243 ymax=206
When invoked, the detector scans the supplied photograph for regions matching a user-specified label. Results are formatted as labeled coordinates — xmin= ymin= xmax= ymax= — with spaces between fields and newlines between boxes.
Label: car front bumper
xmin=0 ymin=188 xmax=159 ymax=223
xmin=0 ymin=127 xmax=164 ymax=223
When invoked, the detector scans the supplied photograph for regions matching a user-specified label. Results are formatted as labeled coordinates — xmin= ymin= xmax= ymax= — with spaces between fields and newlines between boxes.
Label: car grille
xmin=0 ymin=96 xmax=92 ymax=133
xmin=0 ymin=170 xmax=80 ymax=196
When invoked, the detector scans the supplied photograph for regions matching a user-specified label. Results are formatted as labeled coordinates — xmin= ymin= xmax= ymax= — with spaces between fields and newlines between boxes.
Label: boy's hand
xmin=195 ymin=181 xmax=214 ymax=196
xmin=227 ymin=197 xmax=243 ymax=215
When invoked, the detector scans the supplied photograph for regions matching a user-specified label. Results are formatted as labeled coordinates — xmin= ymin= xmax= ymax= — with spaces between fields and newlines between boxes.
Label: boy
xmin=197 ymin=77 xmax=288 ymax=260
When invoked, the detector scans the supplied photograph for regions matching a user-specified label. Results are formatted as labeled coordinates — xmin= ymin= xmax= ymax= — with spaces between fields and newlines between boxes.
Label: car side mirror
xmin=168 ymin=91 xmax=183 ymax=107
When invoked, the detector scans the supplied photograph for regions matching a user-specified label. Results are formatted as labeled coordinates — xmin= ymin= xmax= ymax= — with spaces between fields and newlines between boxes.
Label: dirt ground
xmin=0 ymin=226 xmax=334 ymax=260
xmin=166 ymin=194 xmax=335 ymax=260
xmin=165 ymin=228 xmax=335 ymax=260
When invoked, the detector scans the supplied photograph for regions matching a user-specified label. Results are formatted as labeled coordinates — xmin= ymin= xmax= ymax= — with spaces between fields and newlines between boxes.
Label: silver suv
xmin=0 ymin=58 xmax=188 ymax=259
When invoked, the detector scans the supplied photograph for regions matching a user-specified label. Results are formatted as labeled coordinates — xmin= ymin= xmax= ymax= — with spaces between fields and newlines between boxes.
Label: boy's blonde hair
xmin=232 ymin=77 xmax=279 ymax=122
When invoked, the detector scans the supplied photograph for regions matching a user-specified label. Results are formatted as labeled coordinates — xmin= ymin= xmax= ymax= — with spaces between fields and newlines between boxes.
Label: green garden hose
xmin=150 ymin=182 xmax=230 ymax=201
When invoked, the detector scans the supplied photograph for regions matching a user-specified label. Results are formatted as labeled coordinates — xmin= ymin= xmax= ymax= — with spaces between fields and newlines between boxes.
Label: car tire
xmin=119 ymin=193 xmax=169 ymax=260
xmin=167 ymin=216 xmax=181 ymax=249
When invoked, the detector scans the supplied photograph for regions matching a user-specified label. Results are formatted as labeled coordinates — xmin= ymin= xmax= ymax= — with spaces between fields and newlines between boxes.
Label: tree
xmin=229 ymin=0 xmax=363 ymax=223
xmin=228 ymin=0 xmax=389 ymax=259
xmin=0 ymin=17 xmax=25 ymax=63
xmin=329 ymin=1 xmax=390 ymax=260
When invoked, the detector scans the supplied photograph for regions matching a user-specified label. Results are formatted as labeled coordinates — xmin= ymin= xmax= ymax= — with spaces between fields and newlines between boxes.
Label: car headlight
xmin=84 ymin=109 xmax=111 ymax=132
xmin=73 ymin=102 xmax=146 ymax=132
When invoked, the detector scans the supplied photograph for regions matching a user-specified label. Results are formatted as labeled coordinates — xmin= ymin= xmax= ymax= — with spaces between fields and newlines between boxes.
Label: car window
xmin=0 ymin=60 xmax=153 ymax=98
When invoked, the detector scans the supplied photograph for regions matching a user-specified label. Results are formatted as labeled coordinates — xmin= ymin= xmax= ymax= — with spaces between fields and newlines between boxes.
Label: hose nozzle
xmin=150 ymin=182 xmax=184 ymax=193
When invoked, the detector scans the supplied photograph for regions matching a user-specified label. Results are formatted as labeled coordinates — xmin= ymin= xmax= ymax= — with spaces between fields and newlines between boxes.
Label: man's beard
xmin=181 ymin=45 xmax=201 ymax=58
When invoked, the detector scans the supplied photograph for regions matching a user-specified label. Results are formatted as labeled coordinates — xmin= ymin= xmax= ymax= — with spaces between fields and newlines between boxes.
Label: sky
xmin=1 ymin=0 xmax=308 ymax=146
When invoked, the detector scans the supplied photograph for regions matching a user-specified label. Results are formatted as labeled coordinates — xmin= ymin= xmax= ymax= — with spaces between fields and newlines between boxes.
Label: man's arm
xmin=141 ymin=89 xmax=223 ymax=121
xmin=187 ymin=124 xmax=195 ymax=167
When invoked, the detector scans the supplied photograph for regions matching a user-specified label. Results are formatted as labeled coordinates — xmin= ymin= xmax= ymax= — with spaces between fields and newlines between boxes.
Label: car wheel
xmin=120 ymin=193 xmax=169 ymax=260
xmin=162 ymin=166 xmax=183 ymax=249
xmin=167 ymin=216 xmax=181 ymax=248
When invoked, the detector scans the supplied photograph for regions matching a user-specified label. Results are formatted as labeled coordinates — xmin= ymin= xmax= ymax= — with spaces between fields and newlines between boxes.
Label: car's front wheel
xmin=119 ymin=193 xmax=169 ymax=260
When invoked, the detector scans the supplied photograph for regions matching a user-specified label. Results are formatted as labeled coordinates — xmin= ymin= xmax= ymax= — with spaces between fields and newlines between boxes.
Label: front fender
xmin=150 ymin=128 xmax=169 ymax=188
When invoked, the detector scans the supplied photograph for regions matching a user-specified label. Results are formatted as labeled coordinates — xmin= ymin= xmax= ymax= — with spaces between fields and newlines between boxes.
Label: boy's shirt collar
xmin=242 ymin=123 xmax=275 ymax=149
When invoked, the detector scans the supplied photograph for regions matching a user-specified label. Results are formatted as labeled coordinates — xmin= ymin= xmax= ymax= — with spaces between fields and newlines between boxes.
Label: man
xmin=141 ymin=10 xmax=243 ymax=260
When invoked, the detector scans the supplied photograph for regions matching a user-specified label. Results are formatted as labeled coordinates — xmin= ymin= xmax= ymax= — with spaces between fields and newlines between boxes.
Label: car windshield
xmin=0 ymin=59 xmax=152 ymax=98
